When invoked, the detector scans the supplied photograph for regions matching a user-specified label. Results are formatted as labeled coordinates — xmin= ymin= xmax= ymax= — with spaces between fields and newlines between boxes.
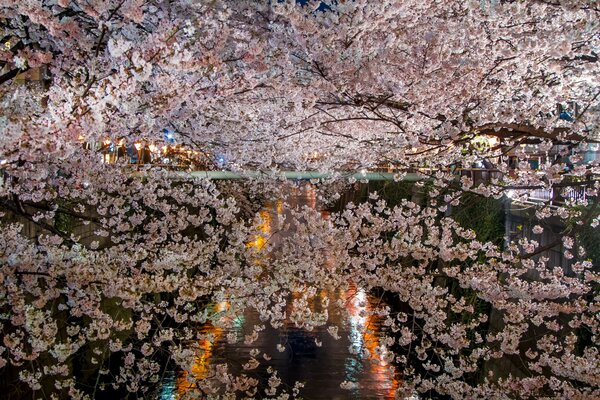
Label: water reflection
xmin=176 ymin=303 xmax=228 ymax=395
xmin=247 ymin=209 xmax=273 ymax=250
xmin=345 ymin=286 xmax=400 ymax=399
xmin=162 ymin=183 xmax=402 ymax=399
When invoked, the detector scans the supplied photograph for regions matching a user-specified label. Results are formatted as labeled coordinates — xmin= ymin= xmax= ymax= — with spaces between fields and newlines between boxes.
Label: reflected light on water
xmin=175 ymin=324 xmax=223 ymax=396
xmin=247 ymin=209 xmax=273 ymax=250
xmin=345 ymin=286 xmax=401 ymax=398
xmin=163 ymin=184 xmax=405 ymax=399
xmin=175 ymin=302 xmax=233 ymax=396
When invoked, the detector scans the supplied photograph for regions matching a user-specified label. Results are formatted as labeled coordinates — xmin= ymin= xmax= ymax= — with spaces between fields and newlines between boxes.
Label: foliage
xmin=451 ymin=193 xmax=505 ymax=246
xmin=0 ymin=0 xmax=599 ymax=399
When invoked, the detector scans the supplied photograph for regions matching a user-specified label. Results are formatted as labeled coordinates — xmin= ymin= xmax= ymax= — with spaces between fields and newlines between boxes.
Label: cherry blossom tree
xmin=0 ymin=0 xmax=599 ymax=398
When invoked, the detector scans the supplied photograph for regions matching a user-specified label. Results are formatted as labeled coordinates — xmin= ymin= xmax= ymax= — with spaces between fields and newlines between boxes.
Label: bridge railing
xmin=528 ymin=182 xmax=591 ymax=205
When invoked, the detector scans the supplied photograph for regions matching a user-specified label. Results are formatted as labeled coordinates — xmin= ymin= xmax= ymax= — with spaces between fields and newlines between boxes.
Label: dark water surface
xmin=159 ymin=184 xmax=404 ymax=399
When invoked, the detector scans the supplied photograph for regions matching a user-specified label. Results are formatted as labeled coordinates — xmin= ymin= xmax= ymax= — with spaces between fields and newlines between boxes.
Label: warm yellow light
xmin=246 ymin=236 xmax=267 ymax=250
xmin=134 ymin=142 xmax=142 ymax=151
xmin=103 ymin=139 xmax=111 ymax=146
xmin=148 ymin=144 xmax=157 ymax=153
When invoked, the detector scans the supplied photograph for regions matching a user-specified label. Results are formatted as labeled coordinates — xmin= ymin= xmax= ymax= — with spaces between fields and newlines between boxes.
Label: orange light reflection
xmin=346 ymin=286 xmax=401 ymax=398
xmin=176 ymin=302 xmax=229 ymax=396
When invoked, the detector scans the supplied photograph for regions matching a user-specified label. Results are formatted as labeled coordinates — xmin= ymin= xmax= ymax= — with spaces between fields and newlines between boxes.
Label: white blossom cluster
xmin=0 ymin=0 xmax=599 ymax=398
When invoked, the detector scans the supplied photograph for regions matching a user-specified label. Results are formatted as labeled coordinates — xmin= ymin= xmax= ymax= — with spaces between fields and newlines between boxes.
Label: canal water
xmin=159 ymin=183 xmax=404 ymax=399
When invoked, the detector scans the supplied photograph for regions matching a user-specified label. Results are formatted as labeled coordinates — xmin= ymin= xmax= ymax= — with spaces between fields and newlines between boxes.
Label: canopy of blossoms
xmin=0 ymin=0 xmax=599 ymax=398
